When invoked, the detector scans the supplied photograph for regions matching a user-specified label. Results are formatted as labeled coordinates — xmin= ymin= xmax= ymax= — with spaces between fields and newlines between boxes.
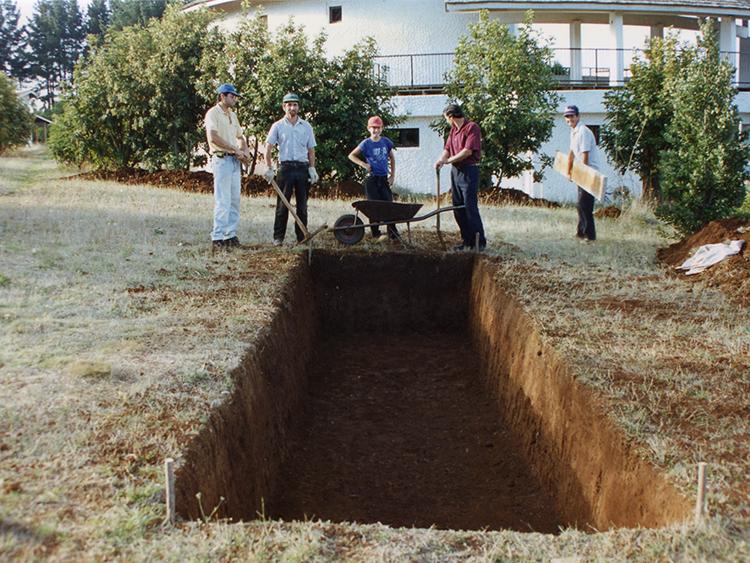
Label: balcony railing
xmin=374 ymin=48 xmax=748 ymax=92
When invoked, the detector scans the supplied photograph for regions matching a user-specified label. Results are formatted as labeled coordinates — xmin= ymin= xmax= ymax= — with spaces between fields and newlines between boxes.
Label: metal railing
xmin=374 ymin=48 xmax=748 ymax=91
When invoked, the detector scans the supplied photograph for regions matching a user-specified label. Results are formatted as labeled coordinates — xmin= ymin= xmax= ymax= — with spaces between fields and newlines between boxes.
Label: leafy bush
xmin=50 ymin=6 xmax=216 ymax=170
xmin=601 ymin=34 xmax=690 ymax=201
xmin=656 ymin=22 xmax=750 ymax=234
xmin=0 ymin=72 xmax=32 ymax=154
xmin=436 ymin=11 xmax=560 ymax=188
xmin=197 ymin=13 xmax=398 ymax=184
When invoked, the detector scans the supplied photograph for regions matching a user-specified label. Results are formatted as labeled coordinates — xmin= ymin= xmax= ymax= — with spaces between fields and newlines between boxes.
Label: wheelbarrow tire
xmin=333 ymin=214 xmax=365 ymax=245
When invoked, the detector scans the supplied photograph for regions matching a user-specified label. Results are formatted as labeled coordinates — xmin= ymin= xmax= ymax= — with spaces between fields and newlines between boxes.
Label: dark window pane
xmin=392 ymin=128 xmax=419 ymax=148
xmin=588 ymin=125 xmax=601 ymax=144
xmin=329 ymin=6 xmax=342 ymax=23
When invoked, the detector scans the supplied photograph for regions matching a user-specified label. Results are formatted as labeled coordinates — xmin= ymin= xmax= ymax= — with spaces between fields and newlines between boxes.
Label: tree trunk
xmin=641 ymin=173 xmax=661 ymax=203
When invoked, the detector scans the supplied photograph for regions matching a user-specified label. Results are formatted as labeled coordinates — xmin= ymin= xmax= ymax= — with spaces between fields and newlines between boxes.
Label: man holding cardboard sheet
xmin=564 ymin=105 xmax=602 ymax=243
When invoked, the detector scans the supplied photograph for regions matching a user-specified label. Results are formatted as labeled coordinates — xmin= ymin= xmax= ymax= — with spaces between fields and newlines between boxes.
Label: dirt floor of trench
xmin=266 ymin=332 xmax=562 ymax=533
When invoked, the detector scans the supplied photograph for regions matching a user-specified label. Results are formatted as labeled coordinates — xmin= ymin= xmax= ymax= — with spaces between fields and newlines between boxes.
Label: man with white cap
xmin=264 ymin=92 xmax=318 ymax=246
xmin=564 ymin=104 xmax=602 ymax=243
xmin=205 ymin=83 xmax=250 ymax=250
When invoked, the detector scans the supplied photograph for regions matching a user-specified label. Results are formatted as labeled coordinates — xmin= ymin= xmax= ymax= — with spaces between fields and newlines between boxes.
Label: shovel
xmin=269 ymin=177 xmax=327 ymax=245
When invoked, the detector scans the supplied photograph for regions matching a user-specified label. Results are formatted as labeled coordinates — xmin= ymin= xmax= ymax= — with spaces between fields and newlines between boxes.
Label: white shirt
xmin=570 ymin=122 xmax=602 ymax=171
xmin=266 ymin=117 xmax=316 ymax=163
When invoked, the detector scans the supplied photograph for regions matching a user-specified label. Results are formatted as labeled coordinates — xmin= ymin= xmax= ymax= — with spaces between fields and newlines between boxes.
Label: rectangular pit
xmin=175 ymin=252 xmax=691 ymax=532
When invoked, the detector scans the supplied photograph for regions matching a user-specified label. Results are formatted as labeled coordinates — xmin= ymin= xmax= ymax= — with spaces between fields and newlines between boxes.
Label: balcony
xmin=374 ymin=48 xmax=748 ymax=93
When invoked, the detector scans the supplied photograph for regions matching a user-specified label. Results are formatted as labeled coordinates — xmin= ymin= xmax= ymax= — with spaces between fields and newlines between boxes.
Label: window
xmin=259 ymin=15 xmax=268 ymax=28
xmin=588 ymin=125 xmax=601 ymax=145
xmin=392 ymin=128 xmax=419 ymax=148
xmin=329 ymin=6 xmax=342 ymax=23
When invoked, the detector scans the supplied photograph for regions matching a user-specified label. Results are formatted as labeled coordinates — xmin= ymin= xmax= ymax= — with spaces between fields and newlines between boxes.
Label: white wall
xmin=215 ymin=0 xmax=477 ymax=56
xmin=206 ymin=1 xmax=750 ymax=202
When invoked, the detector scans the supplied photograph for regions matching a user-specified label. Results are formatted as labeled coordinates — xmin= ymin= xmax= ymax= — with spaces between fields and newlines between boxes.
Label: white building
xmin=185 ymin=0 xmax=750 ymax=202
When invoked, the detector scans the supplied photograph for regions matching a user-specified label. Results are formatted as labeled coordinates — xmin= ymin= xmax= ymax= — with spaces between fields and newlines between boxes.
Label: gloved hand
xmin=263 ymin=167 xmax=276 ymax=183
xmin=308 ymin=166 xmax=319 ymax=184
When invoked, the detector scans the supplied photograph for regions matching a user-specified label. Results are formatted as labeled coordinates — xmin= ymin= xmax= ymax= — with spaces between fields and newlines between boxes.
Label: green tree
xmin=0 ymin=71 xmax=32 ymax=153
xmin=198 ymin=12 xmax=397 ymax=183
xmin=26 ymin=0 xmax=86 ymax=107
xmin=601 ymin=34 xmax=689 ymax=201
xmin=0 ymin=0 xmax=27 ymax=78
xmin=436 ymin=11 xmax=560 ymax=187
xmin=657 ymin=21 xmax=750 ymax=234
xmin=85 ymin=0 xmax=110 ymax=37
xmin=50 ymin=6 xmax=215 ymax=169
xmin=109 ymin=0 xmax=167 ymax=30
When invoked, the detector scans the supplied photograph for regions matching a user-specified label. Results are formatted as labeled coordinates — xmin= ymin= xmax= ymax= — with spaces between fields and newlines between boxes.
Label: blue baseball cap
xmin=217 ymin=83 xmax=241 ymax=97
xmin=563 ymin=105 xmax=579 ymax=117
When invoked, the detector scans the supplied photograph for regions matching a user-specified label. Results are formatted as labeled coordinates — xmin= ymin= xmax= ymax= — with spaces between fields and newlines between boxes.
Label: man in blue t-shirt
xmin=348 ymin=116 xmax=398 ymax=241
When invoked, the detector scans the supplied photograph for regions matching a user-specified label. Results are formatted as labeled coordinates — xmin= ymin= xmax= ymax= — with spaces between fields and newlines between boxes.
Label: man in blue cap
xmin=205 ymin=83 xmax=250 ymax=250
xmin=564 ymin=104 xmax=602 ymax=243
xmin=263 ymin=92 xmax=318 ymax=246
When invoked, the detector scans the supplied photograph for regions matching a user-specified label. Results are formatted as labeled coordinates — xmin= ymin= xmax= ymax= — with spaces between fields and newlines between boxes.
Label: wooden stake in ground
xmin=695 ymin=461 xmax=707 ymax=523
xmin=165 ymin=458 xmax=176 ymax=526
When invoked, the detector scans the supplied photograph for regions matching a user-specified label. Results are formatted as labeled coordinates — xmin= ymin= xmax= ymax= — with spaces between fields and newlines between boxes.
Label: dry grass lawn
xmin=1 ymin=146 xmax=748 ymax=560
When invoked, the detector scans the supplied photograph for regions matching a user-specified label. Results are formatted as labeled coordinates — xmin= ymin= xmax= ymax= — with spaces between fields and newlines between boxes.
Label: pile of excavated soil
xmin=657 ymin=217 xmax=750 ymax=306
xmin=73 ymin=169 xmax=364 ymax=199
xmin=72 ymin=169 xmax=559 ymax=206
xmin=268 ymin=333 xmax=561 ymax=533
xmin=480 ymin=187 xmax=559 ymax=208
xmin=594 ymin=205 xmax=622 ymax=219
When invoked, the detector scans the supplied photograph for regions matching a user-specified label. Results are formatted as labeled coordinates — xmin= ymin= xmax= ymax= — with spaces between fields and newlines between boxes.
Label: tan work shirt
xmin=205 ymin=104 xmax=244 ymax=155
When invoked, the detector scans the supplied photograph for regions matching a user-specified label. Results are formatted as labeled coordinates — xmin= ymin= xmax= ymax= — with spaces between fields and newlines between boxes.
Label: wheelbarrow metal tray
xmin=351 ymin=200 xmax=423 ymax=222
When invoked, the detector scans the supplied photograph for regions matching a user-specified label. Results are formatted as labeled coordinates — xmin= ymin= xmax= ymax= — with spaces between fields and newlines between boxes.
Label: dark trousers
xmin=451 ymin=165 xmax=486 ymax=248
xmin=364 ymin=175 xmax=399 ymax=239
xmin=576 ymin=187 xmax=596 ymax=241
xmin=274 ymin=163 xmax=309 ymax=242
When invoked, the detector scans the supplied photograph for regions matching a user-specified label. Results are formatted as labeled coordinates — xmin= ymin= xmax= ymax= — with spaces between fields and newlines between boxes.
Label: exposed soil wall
xmin=174 ymin=259 xmax=316 ymax=520
xmin=174 ymin=251 xmax=691 ymax=530
xmin=311 ymin=251 xmax=475 ymax=333
xmin=469 ymin=258 xmax=692 ymax=529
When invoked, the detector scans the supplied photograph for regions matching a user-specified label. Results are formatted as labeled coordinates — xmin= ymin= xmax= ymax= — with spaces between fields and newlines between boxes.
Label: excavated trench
xmin=175 ymin=252 xmax=691 ymax=532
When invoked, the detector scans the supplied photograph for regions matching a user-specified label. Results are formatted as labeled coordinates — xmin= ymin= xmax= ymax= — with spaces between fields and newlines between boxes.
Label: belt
xmin=213 ymin=152 xmax=236 ymax=159
xmin=280 ymin=161 xmax=309 ymax=168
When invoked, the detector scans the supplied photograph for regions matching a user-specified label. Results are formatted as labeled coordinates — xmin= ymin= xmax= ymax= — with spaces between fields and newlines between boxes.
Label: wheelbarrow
xmin=331 ymin=200 xmax=464 ymax=245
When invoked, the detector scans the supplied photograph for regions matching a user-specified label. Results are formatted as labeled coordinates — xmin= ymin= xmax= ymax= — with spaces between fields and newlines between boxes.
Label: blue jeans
xmin=451 ymin=165 xmax=486 ymax=248
xmin=364 ymin=175 xmax=399 ymax=238
xmin=211 ymin=155 xmax=241 ymax=241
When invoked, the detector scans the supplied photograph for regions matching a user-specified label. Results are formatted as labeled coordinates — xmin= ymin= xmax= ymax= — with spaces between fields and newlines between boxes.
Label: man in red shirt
xmin=435 ymin=103 xmax=486 ymax=251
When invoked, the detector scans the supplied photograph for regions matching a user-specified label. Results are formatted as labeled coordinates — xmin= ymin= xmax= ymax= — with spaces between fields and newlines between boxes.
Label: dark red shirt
xmin=445 ymin=120 xmax=482 ymax=167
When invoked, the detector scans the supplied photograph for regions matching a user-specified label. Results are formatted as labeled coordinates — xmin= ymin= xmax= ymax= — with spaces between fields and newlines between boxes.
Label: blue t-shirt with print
xmin=358 ymin=137 xmax=394 ymax=176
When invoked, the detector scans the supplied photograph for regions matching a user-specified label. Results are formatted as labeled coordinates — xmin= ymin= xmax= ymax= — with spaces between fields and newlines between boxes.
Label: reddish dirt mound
xmin=72 ymin=168 xmax=364 ymax=200
xmin=657 ymin=217 xmax=750 ymax=306
xmin=594 ymin=205 xmax=622 ymax=219
xmin=480 ymin=187 xmax=559 ymax=208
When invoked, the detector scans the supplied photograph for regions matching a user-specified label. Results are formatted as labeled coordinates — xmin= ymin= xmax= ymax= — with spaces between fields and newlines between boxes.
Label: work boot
xmin=226 ymin=236 xmax=241 ymax=247
xmin=212 ymin=239 xmax=226 ymax=251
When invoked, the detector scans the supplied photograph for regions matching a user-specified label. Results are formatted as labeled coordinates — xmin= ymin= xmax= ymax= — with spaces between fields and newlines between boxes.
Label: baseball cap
xmin=367 ymin=116 xmax=384 ymax=127
xmin=563 ymin=105 xmax=579 ymax=117
xmin=217 ymin=83 xmax=241 ymax=97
